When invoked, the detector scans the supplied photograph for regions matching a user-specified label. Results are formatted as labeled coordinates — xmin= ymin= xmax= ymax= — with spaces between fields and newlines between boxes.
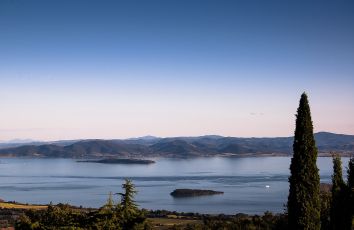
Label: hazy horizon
xmin=1 ymin=0 xmax=354 ymax=141
xmin=0 ymin=131 xmax=353 ymax=143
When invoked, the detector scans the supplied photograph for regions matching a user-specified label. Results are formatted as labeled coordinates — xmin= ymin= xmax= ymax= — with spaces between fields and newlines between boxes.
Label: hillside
xmin=0 ymin=132 xmax=353 ymax=158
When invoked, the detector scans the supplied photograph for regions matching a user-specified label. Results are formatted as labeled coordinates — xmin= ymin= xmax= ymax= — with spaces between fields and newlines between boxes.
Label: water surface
xmin=0 ymin=157 xmax=345 ymax=214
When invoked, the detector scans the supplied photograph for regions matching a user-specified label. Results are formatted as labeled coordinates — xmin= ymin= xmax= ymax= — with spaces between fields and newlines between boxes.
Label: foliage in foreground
xmin=165 ymin=212 xmax=288 ymax=230
xmin=327 ymin=155 xmax=354 ymax=230
xmin=15 ymin=179 xmax=149 ymax=230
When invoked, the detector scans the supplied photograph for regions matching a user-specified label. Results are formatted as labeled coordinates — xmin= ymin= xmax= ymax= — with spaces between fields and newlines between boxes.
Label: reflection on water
xmin=0 ymin=157 xmax=345 ymax=214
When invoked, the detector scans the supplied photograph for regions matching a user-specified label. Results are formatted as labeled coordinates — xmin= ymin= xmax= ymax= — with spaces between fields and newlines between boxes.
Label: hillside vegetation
xmin=0 ymin=132 xmax=353 ymax=158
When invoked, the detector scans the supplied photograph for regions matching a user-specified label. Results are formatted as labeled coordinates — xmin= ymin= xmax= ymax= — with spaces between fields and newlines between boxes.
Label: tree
xmin=288 ymin=93 xmax=321 ymax=230
xmin=95 ymin=191 xmax=117 ymax=228
xmin=347 ymin=157 xmax=354 ymax=191
xmin=117 ymin=179 xmax=146 ymax=230
xmin=15 ymin=180 xmax=148 ymax=230
xmin=330 ymin=154 xmax=350 ymax=230
xmin=347 ymin=157 xmax=354 ymax=228
xmin=101 ymin=192 xmax=114 ymax=212
xmin=319 ymin=188 xmax=331 ymax=230
xmin=119 ymin=179 xmax=139 ymax=215
xmin=331 ymin=155 xmax=344 ymax=194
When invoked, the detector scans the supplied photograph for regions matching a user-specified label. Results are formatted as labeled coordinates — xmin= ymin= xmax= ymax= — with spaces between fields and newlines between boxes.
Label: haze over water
xmin=0 ymin=157 xmax=346 ymax=214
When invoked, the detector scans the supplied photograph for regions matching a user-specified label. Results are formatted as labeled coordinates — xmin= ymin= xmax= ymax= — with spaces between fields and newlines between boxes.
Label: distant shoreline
xmin=0 ymin=132 xmax=353 ymax=158
xmin=0 ymin=153 xmax=353 ymax=159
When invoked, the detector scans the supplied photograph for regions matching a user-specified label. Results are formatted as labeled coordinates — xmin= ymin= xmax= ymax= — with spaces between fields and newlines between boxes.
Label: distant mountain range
xmin=0 ymin=132 xmax=353 ymax=158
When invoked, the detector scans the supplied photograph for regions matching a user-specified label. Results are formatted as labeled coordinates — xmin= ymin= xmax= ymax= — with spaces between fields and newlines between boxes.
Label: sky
xmin=0 ymin=0 xmax=354 ymax=141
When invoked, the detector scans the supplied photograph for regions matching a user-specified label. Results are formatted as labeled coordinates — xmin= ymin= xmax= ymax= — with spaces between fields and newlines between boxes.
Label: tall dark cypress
xmin=347 ymin=157 xmax=354 ymax=192
xmin=288 ymin=93 xmax=321 ymax=230
xmin=347 ymin=157 xmax=354 ymax=229
xmin=330 ymin=154 xmax=349 ymax=230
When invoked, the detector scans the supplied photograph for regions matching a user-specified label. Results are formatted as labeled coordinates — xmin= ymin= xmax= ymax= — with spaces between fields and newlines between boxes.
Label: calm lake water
xmin=0 ymin=157 xmax=348 ymax=214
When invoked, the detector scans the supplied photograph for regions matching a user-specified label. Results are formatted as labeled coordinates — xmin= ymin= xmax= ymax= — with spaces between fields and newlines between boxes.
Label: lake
xmin=0 ymin=157 xmax=347 ymax=214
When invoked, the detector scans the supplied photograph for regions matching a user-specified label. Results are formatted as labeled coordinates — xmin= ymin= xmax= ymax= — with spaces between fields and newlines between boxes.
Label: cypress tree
xmin=330 ymin=154 xmax=349 ymax=230
xmin=347 ymin=157 xmax=354 ymax=191
xmin=347 ymin=157 xmax=354 ymax=228
xmin=288 ymin=93 xmax=321 ymax=230
xmin=332 ymin=155 xmax=344 ymax=192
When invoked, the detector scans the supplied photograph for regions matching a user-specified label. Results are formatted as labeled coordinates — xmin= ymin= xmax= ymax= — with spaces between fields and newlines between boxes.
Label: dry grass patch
xmin=0 ymin=202 xmax=47 ymax=210
xmin=147 ymin=217 xmax=201 ymax=229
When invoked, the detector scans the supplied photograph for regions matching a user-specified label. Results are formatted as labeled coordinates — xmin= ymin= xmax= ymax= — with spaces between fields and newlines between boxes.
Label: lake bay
xmin=0 ymin=157 xmax=345 ymax=214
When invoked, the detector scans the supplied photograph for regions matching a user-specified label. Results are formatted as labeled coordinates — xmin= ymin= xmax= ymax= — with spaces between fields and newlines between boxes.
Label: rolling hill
xmin=0 ymin=132 xmax=353 ymax=158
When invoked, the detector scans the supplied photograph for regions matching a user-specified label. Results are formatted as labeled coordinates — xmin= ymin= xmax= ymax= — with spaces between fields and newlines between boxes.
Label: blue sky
xmin=1 ymin=0 xmax=354 ymax=140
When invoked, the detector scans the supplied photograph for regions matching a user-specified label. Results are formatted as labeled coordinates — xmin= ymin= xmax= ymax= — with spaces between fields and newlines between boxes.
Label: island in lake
xmin=78 ymin=158 xmax=155 ymax=164
xmin=170 ymin=189 xmax=224 ymax=197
